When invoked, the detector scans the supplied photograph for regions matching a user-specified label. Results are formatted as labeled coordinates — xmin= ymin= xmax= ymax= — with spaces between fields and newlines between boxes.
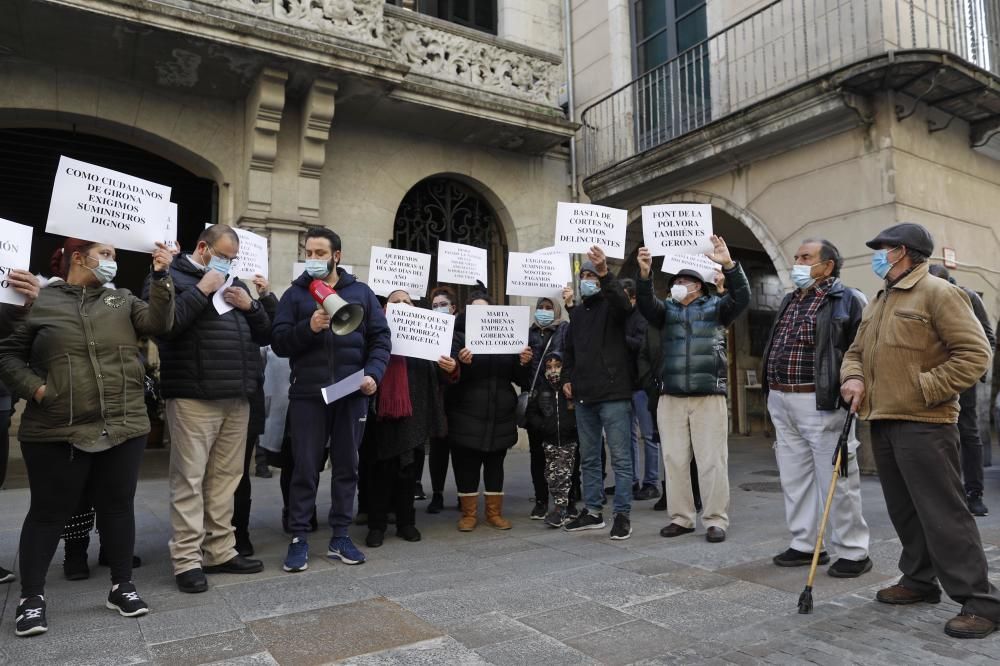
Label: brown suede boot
xmin=457 ymin=494 xmax=479 ymax=532
xmin=484 ymin=493 xmax=512 ymax=530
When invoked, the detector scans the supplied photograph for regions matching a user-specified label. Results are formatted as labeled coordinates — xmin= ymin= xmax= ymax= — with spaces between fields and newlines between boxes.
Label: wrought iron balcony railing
xmin=580 ymin=0 xmax=1000 ymax=177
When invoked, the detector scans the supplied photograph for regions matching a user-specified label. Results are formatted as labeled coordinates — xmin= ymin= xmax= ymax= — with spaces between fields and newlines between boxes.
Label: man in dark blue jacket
xmin=148 ymin=224 xmax=272 ymax=593
xmin=271 ymin=227 xmax=390 ymax=572
xmin=637 ymin=236 xmax=750 ymax=544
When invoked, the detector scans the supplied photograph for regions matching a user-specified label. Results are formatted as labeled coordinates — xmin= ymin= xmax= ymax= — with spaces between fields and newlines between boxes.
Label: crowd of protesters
xmin=0 ymin=222 xmax=997 ymax=641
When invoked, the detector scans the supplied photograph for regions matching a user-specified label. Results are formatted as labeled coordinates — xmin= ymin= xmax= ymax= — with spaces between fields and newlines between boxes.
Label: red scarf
xmin=378 ymin=355 xmax=412 ymax=420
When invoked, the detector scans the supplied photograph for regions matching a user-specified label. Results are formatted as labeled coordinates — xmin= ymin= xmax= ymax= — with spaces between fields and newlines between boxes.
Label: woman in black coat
xmin=447 ymin=292 xmax=532 ymax=531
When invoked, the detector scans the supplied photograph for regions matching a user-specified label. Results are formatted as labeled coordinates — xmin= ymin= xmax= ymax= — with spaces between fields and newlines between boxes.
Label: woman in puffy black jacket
xmin=446 ymin=291 xmax=531 ymax=532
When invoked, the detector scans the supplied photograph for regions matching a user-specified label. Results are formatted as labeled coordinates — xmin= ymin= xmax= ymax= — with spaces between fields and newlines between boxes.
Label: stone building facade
xmin=0 ymin=0 xmax=576 ymax=302
xmin=572 ymin=0 xmax=1000 ymax=437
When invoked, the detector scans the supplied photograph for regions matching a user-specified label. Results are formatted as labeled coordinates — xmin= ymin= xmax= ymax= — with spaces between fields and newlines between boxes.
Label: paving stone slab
xmin=623 ymin=591 xmax=763 ymax=638
xmin=563 ymin=618 xmax=689 ymax=665
xmin=138 ymin=599 xmax=246 ymax=645
xmin=149 ymin=627 xmax=263 ymax=665
xmin=443 ymin=611 xmax=539 ymax=649
xmin=518 ymin=600 xmax=634 ymax=641
xmin=219 ymin=568 xmax=376 ymax=622
xmin=716 ymin=556 xmax=894 ymax=596
xmin=249 ymin=597 xmax=442 ymax=665
xmin=545 ymin=564 xmax=684 ymax=608
xmin=475 ymin=633 xmax=596 ymax=665
xmin=343 ymin=636 xmax=489 ymax=665
xmin=0 ymin=625 xmax=150 ymax=665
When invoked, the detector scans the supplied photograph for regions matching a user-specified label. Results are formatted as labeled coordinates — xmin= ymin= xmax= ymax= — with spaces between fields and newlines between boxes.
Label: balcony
xmin=581 ymin=0 xmax=1000 ymax=183
xmin=13 ymin=1 xmax=572 ymax=150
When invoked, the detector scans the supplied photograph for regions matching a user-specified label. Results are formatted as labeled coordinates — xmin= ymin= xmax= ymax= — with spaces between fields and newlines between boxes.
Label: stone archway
xmin=392 ymin=175 xmax=510 ymax=305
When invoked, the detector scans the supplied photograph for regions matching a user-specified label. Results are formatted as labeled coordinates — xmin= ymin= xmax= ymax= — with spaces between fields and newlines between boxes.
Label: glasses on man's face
xmin=207 ymin=245 xmax=239 ymax=262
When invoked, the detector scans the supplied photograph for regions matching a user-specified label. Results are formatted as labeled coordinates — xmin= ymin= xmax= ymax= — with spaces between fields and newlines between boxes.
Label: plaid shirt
xmin=765 ymin=278 xmax=834 ymax=387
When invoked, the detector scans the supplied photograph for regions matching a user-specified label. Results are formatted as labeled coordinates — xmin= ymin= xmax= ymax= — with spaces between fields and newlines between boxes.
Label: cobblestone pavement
xmin=1 ymin=437 xmax=999 ymax=665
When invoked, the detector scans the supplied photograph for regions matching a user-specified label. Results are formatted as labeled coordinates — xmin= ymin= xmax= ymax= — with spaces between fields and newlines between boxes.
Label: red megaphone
xmin=309 ymin=280 xmax=364 ymax=335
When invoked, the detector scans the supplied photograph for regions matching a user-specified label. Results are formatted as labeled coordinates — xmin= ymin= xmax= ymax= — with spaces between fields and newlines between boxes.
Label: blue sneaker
xmin=283 ymin=537 xmax=309 ymax=572
xmin=327 ymin=536 xmax=366 ymax=565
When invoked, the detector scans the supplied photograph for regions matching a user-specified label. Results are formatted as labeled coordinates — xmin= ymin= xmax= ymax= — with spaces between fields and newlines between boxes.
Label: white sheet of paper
xmin=230 ymin=227 xmax=269 ymax=279
xmin=212 ymin=275 xmax=236 ymax=315
xmin=0 ymin=218 xmax=33 ymax=306
xmin=554 ymin=202 xmax=628 ymax=259
xmin=164 ymin=202 xmax=178 ymax=250
xmin=660 ymin=254 xmax=722 ymax=282
xmin=321 ymin=369 xmax=365 ymax=405
xmin=45 ymin=155 xmax=171 ymax=253
xmin=642 ymin=203 xmax=713 ymax=255
xmin=386 ymin=303 xmax=455 ymax=361
xmin=506 ymin=251 xmax=571 ymax=299
xmin=437 ymin=240 xmax=488 ymax=286
xmin=368 ymin=246 xmax=432 ymax=298
xmin=464 ymin=305 xmax=530 ymax=355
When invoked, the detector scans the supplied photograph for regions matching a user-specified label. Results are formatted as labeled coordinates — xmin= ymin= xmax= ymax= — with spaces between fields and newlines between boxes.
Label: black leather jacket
xmin=762 ymin=279 xmax=867 ymax=411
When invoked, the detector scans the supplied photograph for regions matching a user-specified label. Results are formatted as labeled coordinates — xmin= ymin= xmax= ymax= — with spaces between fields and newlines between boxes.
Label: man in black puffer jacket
xmin=562 ymin=246 xmax=635 ymax=541
xmin=146 ymin=224 xmax=271 ymax=592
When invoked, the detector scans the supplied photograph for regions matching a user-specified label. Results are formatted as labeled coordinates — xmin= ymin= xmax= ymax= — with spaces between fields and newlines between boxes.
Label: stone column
xmin=298 ymin=79 xmax=338 ymax=220
xmin=244 ymin=67 xmax=288 ymax=220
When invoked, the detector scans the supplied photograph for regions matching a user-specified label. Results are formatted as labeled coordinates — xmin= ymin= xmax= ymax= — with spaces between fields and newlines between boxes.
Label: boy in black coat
xmin=526 ymin=352 xmax=580 ymax=527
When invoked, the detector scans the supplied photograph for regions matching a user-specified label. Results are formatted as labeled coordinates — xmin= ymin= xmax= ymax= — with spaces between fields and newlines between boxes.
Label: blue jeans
xmin=631 ymin=390 xmax=659 ymax=487
xmin=576 ymin=399 xmax=633 ymax=516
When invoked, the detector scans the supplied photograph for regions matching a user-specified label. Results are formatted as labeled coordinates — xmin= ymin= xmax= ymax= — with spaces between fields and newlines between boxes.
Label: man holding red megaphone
xmin=271 ymin=228 xmax=391 ymax=573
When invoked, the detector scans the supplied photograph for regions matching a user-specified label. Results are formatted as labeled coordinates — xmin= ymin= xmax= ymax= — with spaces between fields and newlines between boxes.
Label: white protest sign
xmin=465 ymin=305 xmax=530 ymax=355
xmin=641 ymin=203 xmax=713 ymax=255
xmin=0 ymin=219 xmax=33 ymax=306
xmin=45 ymin=156 xmax=171 ymax=253
xmin=212 ymin=275 xmax=236 ymax=315
xmin=386 ymin=303 xmax=455 ymax=361
xmin=437 ymin=241 xmax=488 ymax=287
xmin=506 ymin=251 xmax=571 ymax=299
xmin=231 ymin=227 xmax=269 ymax=279
xmin=661 ymin=254 xmax=722 ymax=282
xmin=554 ymin=202 xmax=628 ymax=259
xmin=369 ymin=247 xmax=431 ymax=298
xmin=321 ymin=369 xmax=365 ymax=405
xmin=164 ymin=202 xmax=178 ymax=250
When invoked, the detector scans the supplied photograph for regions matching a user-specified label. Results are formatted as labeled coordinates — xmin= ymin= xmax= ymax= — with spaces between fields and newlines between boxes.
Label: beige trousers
xmin=166 ymin=398 xmax=249 ymax=574
xmin=657 ymin=394 xmax=730 ymax=530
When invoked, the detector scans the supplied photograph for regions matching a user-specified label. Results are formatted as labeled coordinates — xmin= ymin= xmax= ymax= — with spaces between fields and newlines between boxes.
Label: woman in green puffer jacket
xmin=0 ymin=237 xmax=174 ymax=638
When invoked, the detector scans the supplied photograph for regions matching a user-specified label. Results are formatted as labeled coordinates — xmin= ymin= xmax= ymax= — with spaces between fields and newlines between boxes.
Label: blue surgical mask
xmin=534 ymin=309 xmax=555 ymax=326
xmin=871 ymin=249 xmax=895 ymax=279
xmin=208 ymin=255 xmax=231 ymax=274
xmin=790 ymin=264 xmax=816 ymax=290
xmin=90 ymin=259 xmax=117 ymax=285
xmin=305 ymin=259 xmax=331 ymax=279
xmin=580 ymin=279 xmax=601 ymax=298
xmin=433 ymin=306 xmax=451 ymax=314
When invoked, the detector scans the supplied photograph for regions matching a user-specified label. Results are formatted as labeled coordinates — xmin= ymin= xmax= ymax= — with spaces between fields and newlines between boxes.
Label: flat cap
xmin=865 ymin=222 xmax=934 ymax=257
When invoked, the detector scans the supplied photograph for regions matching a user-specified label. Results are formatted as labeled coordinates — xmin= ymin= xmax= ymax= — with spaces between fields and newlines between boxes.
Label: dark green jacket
xmin=0 ymin=275 xmax=174 ymax=447
xmin=636 ymin=263 xmax=750 ymax=396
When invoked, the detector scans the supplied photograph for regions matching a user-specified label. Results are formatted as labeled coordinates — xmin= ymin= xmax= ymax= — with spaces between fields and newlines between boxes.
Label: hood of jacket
xmin=530 ymin=296 xmax=563 ymax=330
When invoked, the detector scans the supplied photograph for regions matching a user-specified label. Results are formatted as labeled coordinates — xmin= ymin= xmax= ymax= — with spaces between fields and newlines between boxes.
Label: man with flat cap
xmin=636 ymin=237 xmax=750 ymax=543
xmin=841 ymin=222 xmax=1000 ymax=639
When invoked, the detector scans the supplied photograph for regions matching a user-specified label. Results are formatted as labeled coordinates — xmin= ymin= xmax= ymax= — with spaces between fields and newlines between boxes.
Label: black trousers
xmin=871 ymin=420 xmax=1000 ymax=620
xmin=0 ymin=407 xmax=9 ymax=488
xmin=368 ymin=454 xmax=417 ymax=530
xmin=428 ymin=436 xmax=452 ymax=494
xmin=452 ymin=446 xmax=506 ymax=494
xmin=958 ymin=386 xmax=985 ymax=494
xmin=232 ymin=435 xmax=259 ymax=538
xmin=19 ymin=437 xmax=146 ymax=597
xmin=526 ymin=426 xmax=549 ymax=503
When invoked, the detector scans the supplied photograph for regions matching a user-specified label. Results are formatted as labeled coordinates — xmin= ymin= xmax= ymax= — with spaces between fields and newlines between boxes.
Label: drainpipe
xmin=563 ymin=0 xmax=579 ymax=202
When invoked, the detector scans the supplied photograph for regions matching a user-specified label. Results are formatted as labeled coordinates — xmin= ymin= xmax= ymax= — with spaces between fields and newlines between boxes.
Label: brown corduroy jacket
xmin=840 ymin=262 xmax=992 ymax=424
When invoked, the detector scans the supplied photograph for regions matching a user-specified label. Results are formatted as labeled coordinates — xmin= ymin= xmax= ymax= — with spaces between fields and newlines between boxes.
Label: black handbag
xmin=516 ymin=336 xmax=553 ymax=429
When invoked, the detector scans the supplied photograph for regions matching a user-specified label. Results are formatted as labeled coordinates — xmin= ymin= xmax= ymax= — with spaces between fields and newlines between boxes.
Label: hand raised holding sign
xmin=438 ymin=356 xmax=457 ymax=373
xmin=586 ymin=246 xmax=609 ymax=277
xmin=519 ymin=346 xmax=533 ymax=366
xmin=637 ymin=247 xmax=653 ymax=279
xmin=705 ymin=235 xmax=735 ymax=270
xmin=6 ymin=269 xmax=40 ymax=305
xmin=562 ymin=284 xmax=574 ymax=308
xmin=151 ymin=242 xmax=172 ymax=273
xmin=252 ymin=274 xmax=270 ymax=297
xmin=458 ymin=348 xmax=474 ymax=365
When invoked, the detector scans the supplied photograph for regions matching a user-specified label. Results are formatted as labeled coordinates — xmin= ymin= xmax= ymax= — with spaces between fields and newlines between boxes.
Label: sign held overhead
xmin=554 ymin=202 xmax=628 ymax=259
xmin=641 ymin=203 xmax=713 ymax=255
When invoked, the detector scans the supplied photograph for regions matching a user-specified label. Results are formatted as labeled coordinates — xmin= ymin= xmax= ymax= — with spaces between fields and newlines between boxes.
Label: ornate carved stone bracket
xmin=245 ymin=67 xmax=288 ymax=216
xmin=298 ymin=79 xmax=338 ymax=219
xmin=382 ymin=11 xmax=561 ymax=108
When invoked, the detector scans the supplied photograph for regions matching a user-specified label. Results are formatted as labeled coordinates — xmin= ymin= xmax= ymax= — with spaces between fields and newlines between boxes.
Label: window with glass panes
xmin=389 ymin=1 xmax=497 ymax=35
xmin=632 ymin=0 xmax=707 ymax=75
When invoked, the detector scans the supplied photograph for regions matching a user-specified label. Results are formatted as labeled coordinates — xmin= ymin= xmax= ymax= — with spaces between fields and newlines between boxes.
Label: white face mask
xmin=670 ymin=284 xmax=689 ymax=301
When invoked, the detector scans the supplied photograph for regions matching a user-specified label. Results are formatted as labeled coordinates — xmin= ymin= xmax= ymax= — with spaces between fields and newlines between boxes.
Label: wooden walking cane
xmin=797 ymin=412 xmax=855 ymax=614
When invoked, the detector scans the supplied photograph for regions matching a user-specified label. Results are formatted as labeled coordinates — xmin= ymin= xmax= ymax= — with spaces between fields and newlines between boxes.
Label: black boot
xmin=653 ymin=480 xmax=667 ymax=511
xmin=232 ymin=497 xmax=252 ymax=555
xmin=427 ymin=492 xmax=444 ymax=514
